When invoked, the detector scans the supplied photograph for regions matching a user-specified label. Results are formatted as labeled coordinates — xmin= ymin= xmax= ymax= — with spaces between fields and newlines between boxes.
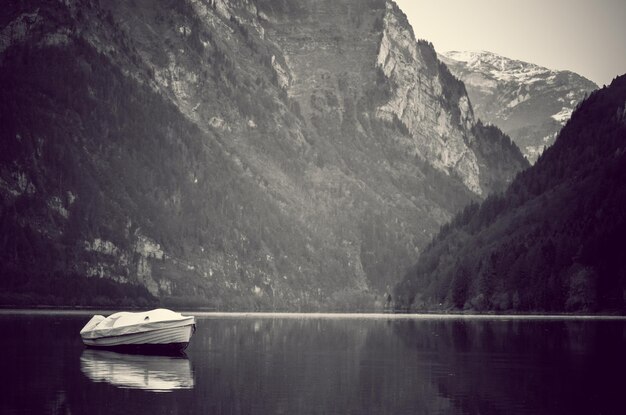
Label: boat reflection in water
xmin=80 ymin=349 xmax=194 ymax=392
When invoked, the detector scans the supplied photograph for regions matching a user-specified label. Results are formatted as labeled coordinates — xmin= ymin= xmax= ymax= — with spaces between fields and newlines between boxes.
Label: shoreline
xmin=1 ymin=308 xmax=625 ymax=320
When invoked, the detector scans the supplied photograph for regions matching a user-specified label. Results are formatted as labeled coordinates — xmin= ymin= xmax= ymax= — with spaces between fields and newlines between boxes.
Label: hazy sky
xmin=394 ymin=0 xmax=626 ymax=86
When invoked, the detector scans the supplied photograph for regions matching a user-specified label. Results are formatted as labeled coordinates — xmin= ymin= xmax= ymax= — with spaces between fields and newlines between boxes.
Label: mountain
xmin=440 ymin=51 xmax=598 ymax=163
xmin=0 ymin=0 xmax=526 ymax=310
xmin=394 ymin=74 xmax=626 ymax=313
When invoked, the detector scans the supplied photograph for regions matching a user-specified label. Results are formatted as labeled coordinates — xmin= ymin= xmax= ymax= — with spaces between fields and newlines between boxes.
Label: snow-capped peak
xmin=440 ymin=50 xmax=598 ymax=164
xmin=442 ymin=50 xmax=555 ymax=84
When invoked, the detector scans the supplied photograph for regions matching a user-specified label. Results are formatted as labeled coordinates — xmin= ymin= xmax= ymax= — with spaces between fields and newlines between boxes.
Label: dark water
xmin=1 ymin=312 xmax=625 ymax=415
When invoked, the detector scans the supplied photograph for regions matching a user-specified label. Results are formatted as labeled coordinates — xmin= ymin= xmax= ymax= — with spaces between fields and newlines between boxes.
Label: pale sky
xmin=394 ymin=0 xmax=626 ymax=86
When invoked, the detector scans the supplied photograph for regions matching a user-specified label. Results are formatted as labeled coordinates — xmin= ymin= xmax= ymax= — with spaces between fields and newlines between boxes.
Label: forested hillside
xmin=395 ymin=74 xmax=626 ymax=313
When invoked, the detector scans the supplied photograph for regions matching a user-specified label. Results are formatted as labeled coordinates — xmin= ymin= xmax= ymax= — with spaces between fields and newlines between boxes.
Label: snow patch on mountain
xmin=507 ymin=93 xmax=530 ymax=108
xmin=552 ymin=107 xmax=574 ymax=123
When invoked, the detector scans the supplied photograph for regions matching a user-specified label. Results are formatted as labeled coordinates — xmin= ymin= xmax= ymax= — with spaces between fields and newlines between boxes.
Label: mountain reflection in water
xmin=80 ymin=349 xmax=194 ymax=392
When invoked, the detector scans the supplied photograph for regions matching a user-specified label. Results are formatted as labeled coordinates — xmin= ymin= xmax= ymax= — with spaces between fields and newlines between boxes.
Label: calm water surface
xmin=1 ymin=311 xmax=625 ymax=414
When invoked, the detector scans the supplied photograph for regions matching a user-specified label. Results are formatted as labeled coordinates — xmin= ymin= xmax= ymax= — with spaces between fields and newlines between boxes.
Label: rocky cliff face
xmin=376 ymin=6 xmax=481 ymax=193
xmin=440 ymin=51 xmax=598 ymax=163
xmin=0 ymin=0 xmax=526 ymax=309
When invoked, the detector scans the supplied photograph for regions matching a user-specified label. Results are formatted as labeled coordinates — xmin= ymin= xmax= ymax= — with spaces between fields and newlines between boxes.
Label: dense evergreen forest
xmin=395 ymin=74 xmax=626 ymax=313
xmin=0 ymin=269 xmax=158 ymax=308
xmin=0 ymin=34 xmax=246 ymax=308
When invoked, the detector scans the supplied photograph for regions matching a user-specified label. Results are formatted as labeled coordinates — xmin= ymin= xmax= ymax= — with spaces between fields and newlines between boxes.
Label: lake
xmin=1 ymin=311 xmax=624 ymax=414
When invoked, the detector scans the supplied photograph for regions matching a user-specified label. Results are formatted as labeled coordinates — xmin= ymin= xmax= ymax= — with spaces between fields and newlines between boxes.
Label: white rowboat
xmin=80 ymin=308 xmax=195 ymax=353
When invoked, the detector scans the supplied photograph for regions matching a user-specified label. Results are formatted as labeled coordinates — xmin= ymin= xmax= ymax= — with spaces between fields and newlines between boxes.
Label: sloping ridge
xmin=395 ymin=74 xmax=626 ymax=313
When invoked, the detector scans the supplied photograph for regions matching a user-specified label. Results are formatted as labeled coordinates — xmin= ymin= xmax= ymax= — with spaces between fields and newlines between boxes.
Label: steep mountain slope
xmin=395 ymin=74 xmax=626 ymax=313
xmin=0 ymin=0 xmax=526 ymax=309
xmin=441 ymin=51 xmax=598 ymax=163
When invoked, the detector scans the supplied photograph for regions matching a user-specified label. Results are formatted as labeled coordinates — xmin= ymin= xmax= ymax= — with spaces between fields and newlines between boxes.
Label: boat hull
xmin=83 ymin=324 xmax=195 ymax=353
xmin=85 ymin=342 xmax=191 ymax=355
